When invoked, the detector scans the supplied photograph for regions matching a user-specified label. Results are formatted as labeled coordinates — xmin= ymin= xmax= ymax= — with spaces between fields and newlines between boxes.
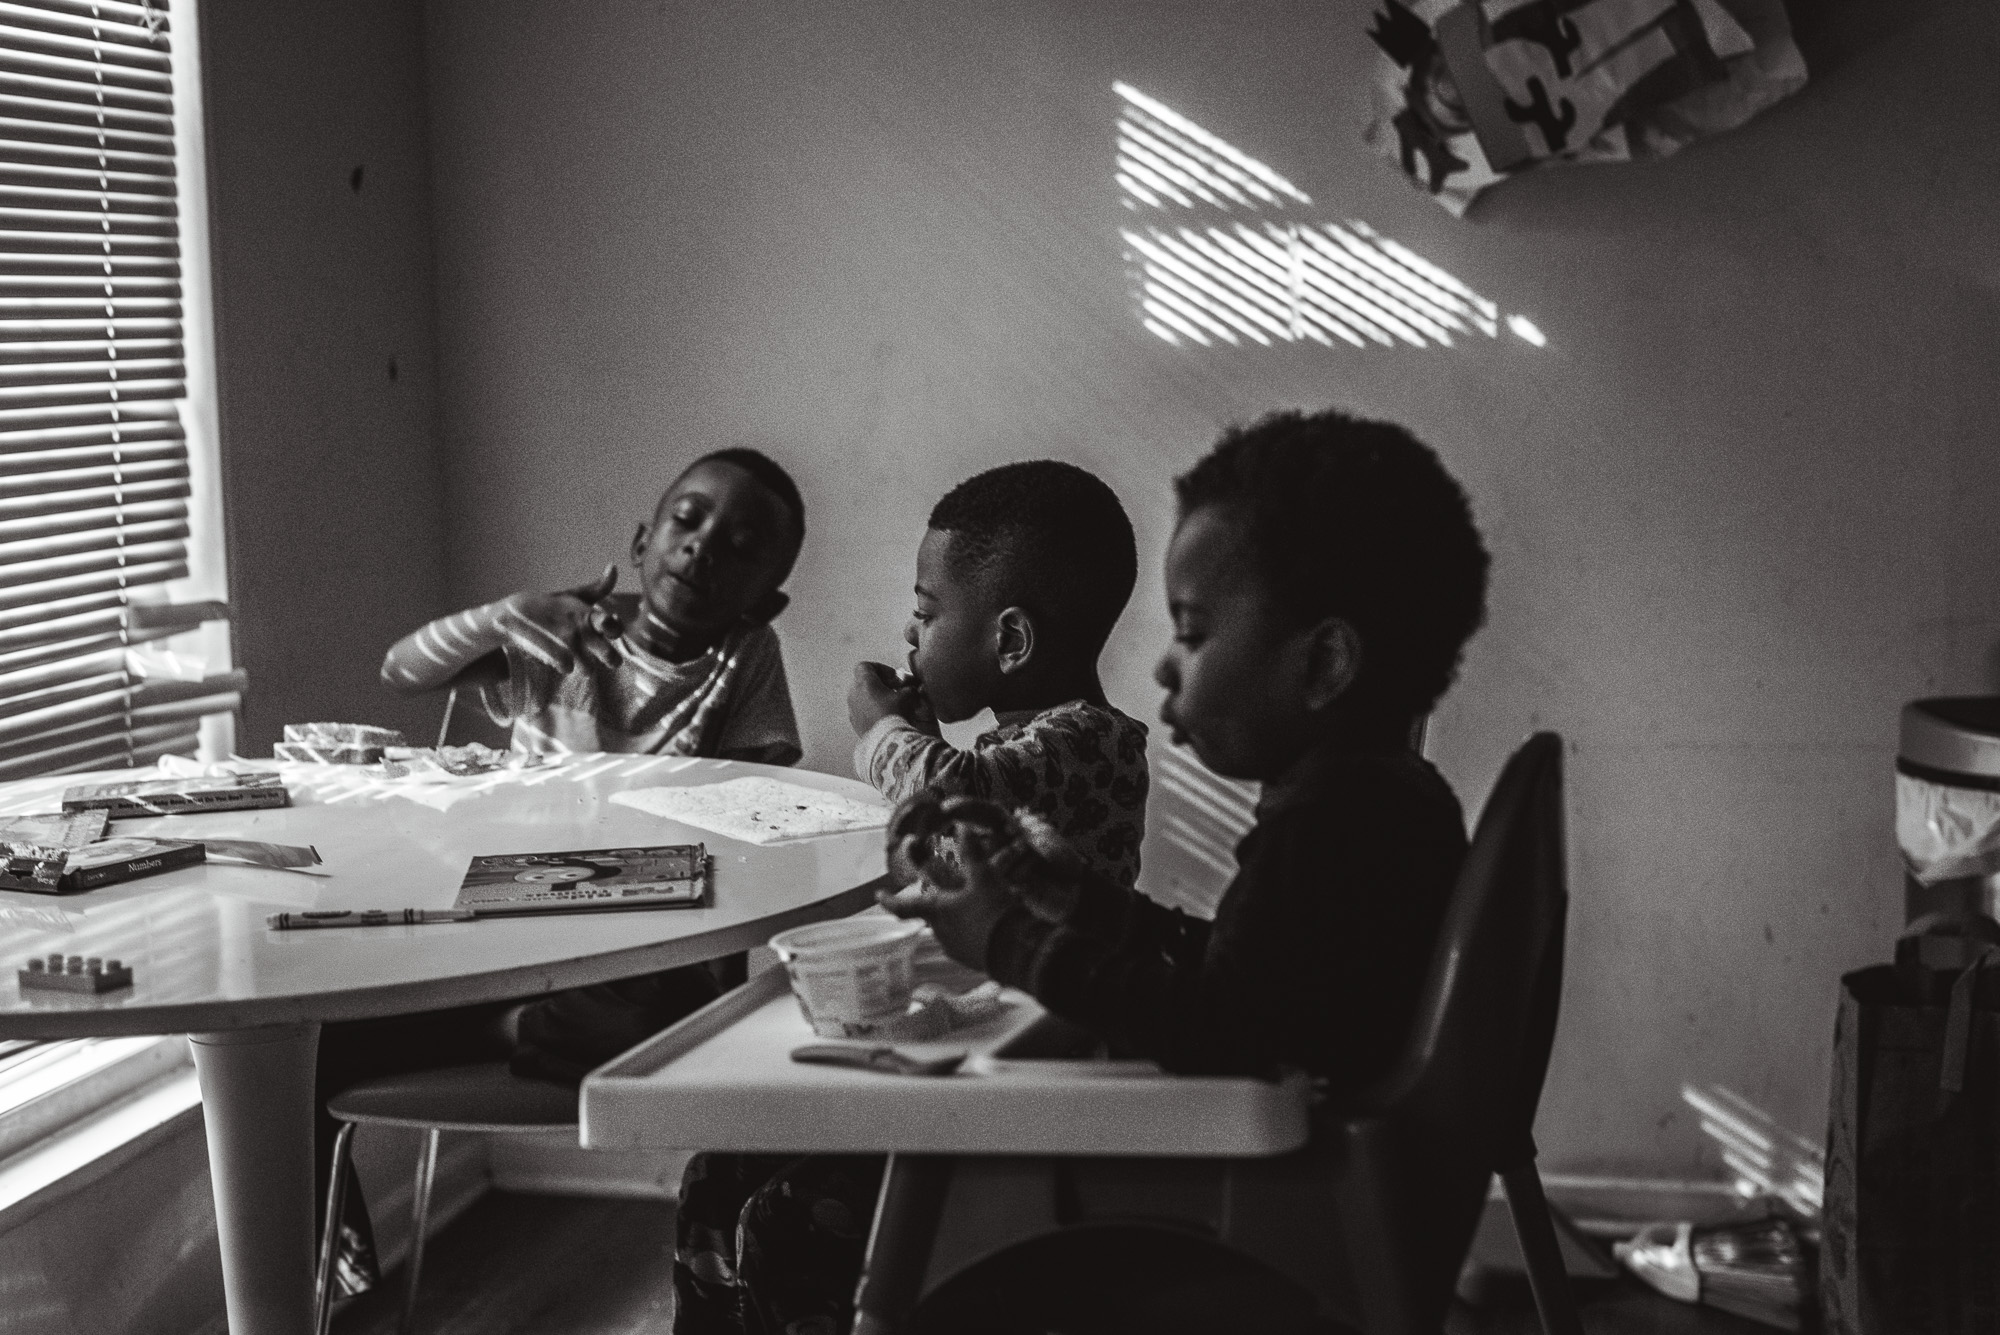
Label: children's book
xmin=453 ymin=844 xmax=710 ymax=915
xmin=58 ymin=836 xmax=206 ymax=893
xmin=62 ymin=771 xmax=291 ymax=819
xmin=0 ymin=810 xmax=109 ymax=892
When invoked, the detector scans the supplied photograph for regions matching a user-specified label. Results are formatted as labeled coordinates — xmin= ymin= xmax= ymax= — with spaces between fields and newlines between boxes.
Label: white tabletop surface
xmin=0 ymin=755 xmax=889 ymax=1038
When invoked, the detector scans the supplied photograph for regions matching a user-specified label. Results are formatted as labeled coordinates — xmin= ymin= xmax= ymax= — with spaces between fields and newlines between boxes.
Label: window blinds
xmin=0 ymin=0 xmax=239 ymax=781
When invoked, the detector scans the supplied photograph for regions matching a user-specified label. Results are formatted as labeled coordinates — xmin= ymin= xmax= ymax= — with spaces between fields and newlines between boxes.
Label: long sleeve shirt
xmin=481 ymin=595 xmax=801 ymax=762
xmin=983 ymin=744 xmax=1466 ymax=1091
xmin=854 ymin=699 xmax=1149 ymax=889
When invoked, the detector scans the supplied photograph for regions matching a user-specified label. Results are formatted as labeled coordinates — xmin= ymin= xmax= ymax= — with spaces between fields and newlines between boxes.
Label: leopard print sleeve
xmin=855 ymin=702 xmax=1149 ymax=889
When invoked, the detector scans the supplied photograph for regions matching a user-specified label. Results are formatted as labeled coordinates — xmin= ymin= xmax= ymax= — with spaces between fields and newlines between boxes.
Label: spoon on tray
xmin=789 ymin=1043 xmax=967 ymax=1077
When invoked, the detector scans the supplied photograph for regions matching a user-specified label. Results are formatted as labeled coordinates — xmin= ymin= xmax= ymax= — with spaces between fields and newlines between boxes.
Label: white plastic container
xmin=768 ymin=917 xmax=925 ymax=1038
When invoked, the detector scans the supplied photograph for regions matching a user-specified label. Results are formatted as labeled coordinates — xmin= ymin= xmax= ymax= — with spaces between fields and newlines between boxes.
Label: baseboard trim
xmin=0 ymin=1068 xmax=204 ymax=1234
xmin=1525 ymin=1173 xmax=1762 ymax=1238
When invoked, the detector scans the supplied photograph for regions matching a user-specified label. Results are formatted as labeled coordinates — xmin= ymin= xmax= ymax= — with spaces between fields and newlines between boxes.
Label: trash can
xmin=1897 ymin=696 xmax=2000 ymax=922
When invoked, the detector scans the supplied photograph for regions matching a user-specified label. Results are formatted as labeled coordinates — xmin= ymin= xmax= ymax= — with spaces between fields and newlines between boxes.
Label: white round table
xmin=0 ymin=754 xmax=888 ymax=1335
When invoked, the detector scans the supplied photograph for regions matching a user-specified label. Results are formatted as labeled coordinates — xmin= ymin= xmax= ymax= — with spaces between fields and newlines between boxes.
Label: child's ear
xmin=1301 ymin=617 xmax=1362 ymax=712
xmin=994 ymin=606 xmax=1036 ymax=676
xmin=630 ymin=522 xmax=651 ymax=565
xmin=744 ymin=589 xmax=790 ymax=625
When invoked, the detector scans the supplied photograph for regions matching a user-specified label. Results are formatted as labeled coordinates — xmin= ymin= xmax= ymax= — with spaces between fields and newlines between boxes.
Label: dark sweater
xmin=983 ymin=744 xmax=1467 ymax=1091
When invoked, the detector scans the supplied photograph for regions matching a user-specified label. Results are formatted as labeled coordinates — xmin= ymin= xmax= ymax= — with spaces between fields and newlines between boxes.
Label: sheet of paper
xmin=611 ymin=777 xmax=891 ymax=845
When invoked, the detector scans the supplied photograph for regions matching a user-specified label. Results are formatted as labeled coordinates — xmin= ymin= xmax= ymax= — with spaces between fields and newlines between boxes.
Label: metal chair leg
xmin=851 ymin=1153 xmax=953 ymax=1335
xmin=314 ymin=1120 xmax=357 ymax=1335
xmin=1499 ymin=1161 xmax=1586 ymax=1335
xmin=400 ymin=1128 xmax=442 ymax=1335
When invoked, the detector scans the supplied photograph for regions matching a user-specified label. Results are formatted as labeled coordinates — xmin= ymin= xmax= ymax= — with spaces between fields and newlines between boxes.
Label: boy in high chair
xmin=871 ymin=408 xmax=1490 ymax=1331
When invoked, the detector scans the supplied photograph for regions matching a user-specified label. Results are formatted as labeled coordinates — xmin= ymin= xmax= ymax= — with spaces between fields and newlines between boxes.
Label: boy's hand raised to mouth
xmin=847 ymin=661 xmax=937 ymax=736
xmin=499 ymin=564 xmax=620 ymax=675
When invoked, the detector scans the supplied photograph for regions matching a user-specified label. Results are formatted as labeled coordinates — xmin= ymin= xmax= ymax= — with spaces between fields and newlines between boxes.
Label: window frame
xmin=0 ymin=0 xmax=220 ymax=1188
xmin=0 ymin=0 xmax=236 ymax=780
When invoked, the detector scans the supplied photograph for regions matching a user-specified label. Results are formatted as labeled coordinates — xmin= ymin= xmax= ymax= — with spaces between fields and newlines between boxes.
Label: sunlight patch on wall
xmin=1681 ymin=1083 xmax=1823 ymax=1218
xmin=1136 ymin=744 xmax=1260 ymax=919
xmin=1115 ymin=83 xmax=1544 ymax=352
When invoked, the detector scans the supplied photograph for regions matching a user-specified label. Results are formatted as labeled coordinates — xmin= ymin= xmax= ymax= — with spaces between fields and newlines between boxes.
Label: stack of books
xmin=0 ymin=809 xmax=204 ymax=894
xmin=61 ymin=771 xmax=290 ymax=819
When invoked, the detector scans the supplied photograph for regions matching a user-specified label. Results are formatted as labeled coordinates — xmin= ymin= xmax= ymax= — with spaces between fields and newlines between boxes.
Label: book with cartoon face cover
xmin=453 ymin=844 xmax=710 ymax=914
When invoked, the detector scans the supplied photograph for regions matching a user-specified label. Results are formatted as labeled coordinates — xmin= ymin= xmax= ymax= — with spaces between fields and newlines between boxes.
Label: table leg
xmin=191 ymin=1023 xmax=322 ymax=1335
xmin=851 ymin=1153 xmax=953 ymax=1335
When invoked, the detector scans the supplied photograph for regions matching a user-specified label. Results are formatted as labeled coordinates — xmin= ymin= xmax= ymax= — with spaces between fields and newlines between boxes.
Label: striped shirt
xmin=481 ymin=599 xmax=801 ymax=760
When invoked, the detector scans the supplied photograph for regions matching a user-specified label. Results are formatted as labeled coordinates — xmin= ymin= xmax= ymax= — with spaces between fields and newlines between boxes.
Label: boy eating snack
xmin=847 ymin=459 xmax=1150 ymax=886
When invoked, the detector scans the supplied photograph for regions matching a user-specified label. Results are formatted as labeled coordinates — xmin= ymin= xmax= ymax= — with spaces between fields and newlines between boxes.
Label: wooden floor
xmin=332 ymin=1191 xmax=1779 ymax=1335
xmin=333 ymin=1194 xmax=677 ymax=1335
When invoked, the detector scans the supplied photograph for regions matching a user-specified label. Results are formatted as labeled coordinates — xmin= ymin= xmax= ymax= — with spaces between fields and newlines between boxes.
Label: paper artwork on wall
xmin=1366 ymin=0 xmax=1807 ymax=215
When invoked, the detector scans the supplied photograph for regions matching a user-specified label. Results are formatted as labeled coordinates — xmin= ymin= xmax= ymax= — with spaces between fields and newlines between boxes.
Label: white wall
xmin=202 ymin=0 xmax=452 ymax=752
xmin=418 ymin=0 xmax=2000 ymax=1176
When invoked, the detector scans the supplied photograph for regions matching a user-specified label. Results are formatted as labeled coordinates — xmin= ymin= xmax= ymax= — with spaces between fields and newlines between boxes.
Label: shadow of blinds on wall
xmin=0 ymin=0 xmax=237 ymax=781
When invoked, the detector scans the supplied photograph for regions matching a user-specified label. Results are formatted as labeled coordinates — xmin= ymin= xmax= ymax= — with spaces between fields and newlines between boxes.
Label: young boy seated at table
xmin=886 ymin=409 xmax=1488 ymax=1090
xmin=381 ymin=447 xmax=805 ymax=764
xmin=321 ymin=449 xmax=808 ymax=1302
xmin=846 ymin=458 xmax=1151 ymax=887
xmin=671 ymin=459 xmax=1150 ymax=1334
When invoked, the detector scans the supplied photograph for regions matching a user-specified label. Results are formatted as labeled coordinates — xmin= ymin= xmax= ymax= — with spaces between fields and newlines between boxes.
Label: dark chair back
xmin=1318 ymin=731 xmax=1570 ymax=1334
xmin=1379 ymin=730 xmax=1567 ymax=1168
xmin=904 ymin=734 xmax=1578 ymax=1335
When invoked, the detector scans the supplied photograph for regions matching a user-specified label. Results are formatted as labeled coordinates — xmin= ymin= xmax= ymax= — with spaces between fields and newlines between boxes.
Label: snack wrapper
xmin=276 ymin=723 xmax=406 ymax=765
xmin=202 ymin=840 xmax=324 ymax=873
xmin=1366 ymin=0 xmax=1806 ymax=214
xmin=379 ymin=742 xmax=528 ymax=778
xmin=0 ymin=810 xmax=110 ymax=891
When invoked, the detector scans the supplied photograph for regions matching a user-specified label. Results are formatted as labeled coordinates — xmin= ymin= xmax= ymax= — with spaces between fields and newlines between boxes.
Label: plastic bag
xmin=1617 ymin=1216 xmax=1812 ymax=1330
xmin=1897 ymin=773 xmax=2000 ymax=886
xmin=1366 ymin=0 xmax=1807 ymax=214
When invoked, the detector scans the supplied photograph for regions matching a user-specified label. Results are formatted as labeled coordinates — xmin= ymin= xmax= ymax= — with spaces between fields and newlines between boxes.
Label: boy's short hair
xmin=670 ymin=447 xmax=807 ymax=575
xmin=929 ymin=460 xmax=1138 ymax=661
xmin=1175 ymin=409 xmax=1488 ymax=717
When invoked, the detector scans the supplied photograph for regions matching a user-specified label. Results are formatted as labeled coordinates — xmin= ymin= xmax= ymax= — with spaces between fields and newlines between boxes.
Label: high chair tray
xmin=579 ymin=953 xmax=1311 ymax=1157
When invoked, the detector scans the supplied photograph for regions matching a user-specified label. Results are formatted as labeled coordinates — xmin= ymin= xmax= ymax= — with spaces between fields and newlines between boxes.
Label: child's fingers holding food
xmin=847 ymin=661 xmax=904 ymax=734
xmin=917 ymin=858 xmax=1011 ymax=971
